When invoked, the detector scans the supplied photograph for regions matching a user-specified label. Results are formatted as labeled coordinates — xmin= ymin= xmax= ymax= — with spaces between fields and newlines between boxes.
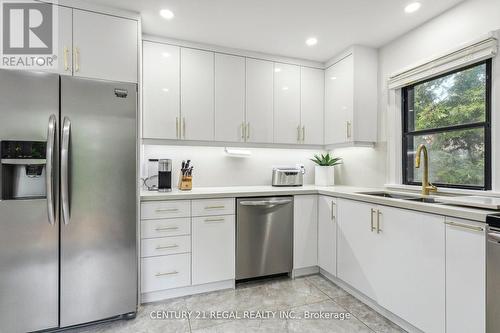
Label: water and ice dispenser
xmin=1 ymin=141 xmax=47 ymax=200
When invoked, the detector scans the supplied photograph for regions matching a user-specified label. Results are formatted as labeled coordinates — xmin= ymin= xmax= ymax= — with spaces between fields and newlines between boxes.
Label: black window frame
xmin=402 ymin=59 xmax=492 ymax=191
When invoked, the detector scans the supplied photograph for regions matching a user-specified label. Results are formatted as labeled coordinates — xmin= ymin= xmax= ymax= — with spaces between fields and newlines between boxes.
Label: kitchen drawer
xmin=141 ymin=235 xmax=191 ymax=258
xmin=192 ymin=198 xmax=235 ymax=217
xmin=141 ymin=218 xmax=190 ymax=239
xmin=141 ymin=253 xmax=191 ymax=293
xmin=141 ymin=200 xmax=191 ymax=220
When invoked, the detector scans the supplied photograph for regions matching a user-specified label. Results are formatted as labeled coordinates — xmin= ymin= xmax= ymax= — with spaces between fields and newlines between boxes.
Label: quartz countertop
xmin=140 ymin=185 xmax=498 ymax=222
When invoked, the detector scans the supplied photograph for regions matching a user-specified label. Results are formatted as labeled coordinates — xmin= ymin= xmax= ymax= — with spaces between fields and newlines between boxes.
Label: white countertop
xmin=140 ymin=185 xmax=499 ymax=222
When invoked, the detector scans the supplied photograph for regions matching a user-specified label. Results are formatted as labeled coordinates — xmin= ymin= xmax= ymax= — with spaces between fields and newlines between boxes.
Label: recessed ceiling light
xmin=404 ymin=2 xmax=421 ymax=13
xmin=275 ymin=67 xmax=281 ymax=73
xmin=161 ymin=52 xmax=170 ymax=58
xmin=162 ymin=88 xmax=169 ymax=92
xmin=330 ymin=76 xmax=337 ymax=80
xmin=160 ymin=9 xmax=174 ymax=20
xmin=282 ymin=86 xmax=289 ymax=91
xmin=305 ymin=37 xmax=318 ymax=46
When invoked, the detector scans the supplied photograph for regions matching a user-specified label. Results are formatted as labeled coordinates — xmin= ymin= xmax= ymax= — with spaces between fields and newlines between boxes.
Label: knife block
xmin=178 ymin=175 xmax=192 ymax=191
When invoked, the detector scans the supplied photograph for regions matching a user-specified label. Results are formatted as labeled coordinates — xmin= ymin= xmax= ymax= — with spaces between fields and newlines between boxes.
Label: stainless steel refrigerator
xmin=0 ymin=70 xmax=138 ymax=333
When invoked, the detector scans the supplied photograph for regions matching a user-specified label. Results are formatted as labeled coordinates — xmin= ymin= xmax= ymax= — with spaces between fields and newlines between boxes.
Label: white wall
xmin=142 ymin=145 xmax=322 ymax=187
xmin=337 ymin=0 xmax=500 ymax=188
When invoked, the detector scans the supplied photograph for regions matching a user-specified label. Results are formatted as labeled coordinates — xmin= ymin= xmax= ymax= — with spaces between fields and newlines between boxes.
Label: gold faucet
xmin=415 ymin=144 xmax=437 ymax=196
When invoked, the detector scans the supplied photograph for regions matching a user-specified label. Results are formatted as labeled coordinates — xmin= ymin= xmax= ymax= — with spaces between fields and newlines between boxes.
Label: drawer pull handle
xmin=156 ymin=244 xmax=179 ymax=250
xmin=445 ymin=221 xmax=484 ymax=232
xmin=205 ymin=218 xmax=225 ymax=223
xmin=155 ymin=271 xmax=179 ymax=277
xmin=155 ymin=208 xmax=179 ymax=212
xmin=155 ymin=226 xmax=179 ymax=231
xmin=204 ymin=205 xmax=225 ymax=210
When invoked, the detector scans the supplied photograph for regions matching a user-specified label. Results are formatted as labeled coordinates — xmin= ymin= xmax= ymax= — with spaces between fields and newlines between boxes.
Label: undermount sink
xmin=404 ymin=197 xmax=442 ymax=204
xmin=358 ymin=191 xmax=443 ymax=204
xmin=358 ymin=192 xmax=417 ymax=200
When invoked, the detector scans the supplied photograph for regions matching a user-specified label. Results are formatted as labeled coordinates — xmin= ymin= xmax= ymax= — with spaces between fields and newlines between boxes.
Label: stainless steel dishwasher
xmin=236 ymin=197 xmax=293 ymax=280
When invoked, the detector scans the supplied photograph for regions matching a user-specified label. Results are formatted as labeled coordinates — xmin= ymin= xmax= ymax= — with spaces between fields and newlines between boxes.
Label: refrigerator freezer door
xmin=60 ymin=77 xmax=137 ymax=327
xmin=0 ymin=70 xmax=59 ymax=333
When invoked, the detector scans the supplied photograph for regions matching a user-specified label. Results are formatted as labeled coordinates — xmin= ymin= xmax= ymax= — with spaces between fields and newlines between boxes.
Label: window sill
xmin=385 ymin=183 xmax=500 ymax=198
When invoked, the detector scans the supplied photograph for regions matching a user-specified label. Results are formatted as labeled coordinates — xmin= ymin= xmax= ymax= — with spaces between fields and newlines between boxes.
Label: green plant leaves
xmin=310 ymin=153 xmax=343 ymax=166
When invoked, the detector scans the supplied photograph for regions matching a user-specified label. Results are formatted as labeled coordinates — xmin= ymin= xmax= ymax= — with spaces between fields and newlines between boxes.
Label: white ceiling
xmin=87 ymin=0 xmax=465 ymax=62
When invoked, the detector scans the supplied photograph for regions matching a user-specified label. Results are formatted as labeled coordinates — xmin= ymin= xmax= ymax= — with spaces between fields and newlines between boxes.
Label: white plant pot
xmin=314 ymin=165 xmax=335 ymax=186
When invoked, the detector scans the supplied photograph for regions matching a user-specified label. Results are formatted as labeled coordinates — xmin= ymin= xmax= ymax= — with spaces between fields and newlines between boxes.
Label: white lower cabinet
xmin=337 ymin=198 xmax=446 ymax=333
xmin=141 ymin=254 xmax=191 ymax=293
xmin=192 ymin=215 xmax=235 ymax=285
xmin=293 ymin=195 xmax=318 ymax=269
xmin=445 ymin=218 xmax=486 ymax=333
xmin=318 ymin=195 xmax=337 ymax=276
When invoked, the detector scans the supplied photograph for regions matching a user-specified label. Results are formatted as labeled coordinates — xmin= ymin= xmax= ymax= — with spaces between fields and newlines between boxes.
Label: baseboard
xmin=141 ymin=280 xmax=235 ymax=303
xmin=292 ymin=266 xmax=320 ymax=278
xmin=319 ymin=269 xmax=424 ymax=333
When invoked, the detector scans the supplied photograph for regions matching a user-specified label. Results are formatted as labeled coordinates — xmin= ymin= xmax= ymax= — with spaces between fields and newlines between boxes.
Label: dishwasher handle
xmin=488 ymin=231 xmax=500 ymax=243
xmin=239 ymin=199 xmax=292 ymax=207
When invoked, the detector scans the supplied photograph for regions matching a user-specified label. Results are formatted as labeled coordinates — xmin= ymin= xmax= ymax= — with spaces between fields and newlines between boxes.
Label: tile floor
xmin=67 ymin=275 xmax=406 ymax=333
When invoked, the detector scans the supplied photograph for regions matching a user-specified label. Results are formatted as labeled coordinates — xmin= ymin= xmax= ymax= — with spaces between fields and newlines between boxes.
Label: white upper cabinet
xmin=274 ymin=63 xmax=301 ymax=144
xmin=324 ymin=46 xmax=377 ymax=145
xmin=293 ymin=195 xmax=318 ymax=270
xmin=72 ymin=9 xmax=138 ymax=83
xmin=300 ymin=67 xmax=324 ymax=145
xmin=445 ymin=218 xmax=486 ymax=333
xmin=318 ymin=196 xmax=336 ymax=276
xmin=215 ymin=54 xmax=245 ymax=142
xmin=180 ymin=48 xmax=215 ymax=141
xmin=142 ymin=42 xmax=180 ymax=139
xmin=47 ymin=5 xmax=72 ymax=76
xmin=245 ymin=59 xmax=274 ymax=143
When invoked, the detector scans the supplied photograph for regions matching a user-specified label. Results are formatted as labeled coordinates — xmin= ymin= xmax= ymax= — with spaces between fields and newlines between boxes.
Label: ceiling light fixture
xmin=161 ymin=52 xmax=170 ymax=58
xmin=305 ymin=37 xmax=318 ymax=46
xmin=275 ymin=67 xmax=281 ymax=73
xmin=404 ymin=2 xmax=421 ymax=13
xmin=160 ymin=9 xmax=175 ymax=20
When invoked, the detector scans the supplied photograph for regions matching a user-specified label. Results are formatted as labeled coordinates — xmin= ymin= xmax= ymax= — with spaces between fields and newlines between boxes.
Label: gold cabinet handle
xmin=204 ymin=218 xmax=225 ymax=223
xmin=346 ymin=121 xmax=352 ymax=139
xmin=370 ymin=208 xmax=376 ymax=232
xmin=241 ymin=122 xmax=244 ymax=140
xmin=204 ymin=205 xmax=225 ymax=210
xmin=155 ymin=208 xmax=179 ymax=212
xmin=376 ymin=210 xmax=382 ymax=233
xmin=302 ymin=126 xmax=305 ymax=143
xmin=297 ymin=125 xmax=301 ymax=142
xmin=63 ymin=46 xmax=69 ymax=71
xmin=246 ymin=122 xmax=250 ymax=140
xmin=182 ymin=117 xmax=186 ymax=139
xmin=74 ymin=47 xmax=80 ymax=72
xmin=445 ymin=221 xmax=484 ymax=232
xmin=176 ymin=117 xmax=179 ymax=139
xmin=156 ymin=244 xmax=179 ymax=250
xmin=155 ymin=226 xmax=179 ymax=231
xmin=155 ymin=271 xmax=179 ymax=277
xmin=331 ymin=201 xmax=336 ymax=220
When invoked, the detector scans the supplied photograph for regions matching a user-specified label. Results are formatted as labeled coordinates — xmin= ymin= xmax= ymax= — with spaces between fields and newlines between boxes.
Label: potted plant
xmin=310 ymin=153 xmax=342 ymax=186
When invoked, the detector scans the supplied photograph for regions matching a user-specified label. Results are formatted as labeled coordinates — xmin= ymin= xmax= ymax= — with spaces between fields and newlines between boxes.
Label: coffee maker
xmin=158 ymin=159 xmax=172 ymax=192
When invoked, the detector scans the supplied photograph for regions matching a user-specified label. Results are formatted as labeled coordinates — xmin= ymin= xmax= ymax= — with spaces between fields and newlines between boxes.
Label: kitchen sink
xmin=404 ymin=197 xmax=442 ymax=204
xmin=358 ymin=192 xmax=418 ymax=200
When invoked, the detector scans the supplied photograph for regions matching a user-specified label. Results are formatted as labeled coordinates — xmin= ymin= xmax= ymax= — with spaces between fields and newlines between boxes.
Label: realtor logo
xmin=1 ymin=0 xmax=58 ymax=69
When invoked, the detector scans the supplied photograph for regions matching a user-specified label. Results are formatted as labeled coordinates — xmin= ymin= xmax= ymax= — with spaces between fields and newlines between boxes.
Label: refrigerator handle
xmin=46 ymin=114 xmax=57 ymax=226
xmin=61 ymin=117 xmax=71 ymax=225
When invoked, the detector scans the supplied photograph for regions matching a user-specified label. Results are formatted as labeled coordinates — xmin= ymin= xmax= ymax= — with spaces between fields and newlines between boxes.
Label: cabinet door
xmin=45 ymin=5 xmax=72 ymax=76
xmin=73 ymin=10 xmax=137 ymax=83
xmin=274 ymin=63 xmax=300 ymax=144
xmin=192 ymin=215 xmax=235 ymax=285
xmin=245 ymin=59 xmax=273 ymax=143
xmin=180 ymin=48 xmax=214 ymax=141
xmin=318 ymin=196 xmax=336 ymax=276
xmin=300 ymin=67 xmax=324 ymax=145
xmin=377 ymin=206 xmax=445 ymax=333
xmin=293 ymin=195 xmax=318 ymax=269
xmin=445 ymin=218 xmax=485 ymax=333
xmin=215 ymin=54 xmax=245 ymax=142
xmin=142 ymin=42 xmax=180 ymax=139
xmin=324 ymin=55 xmax=353 ymax=145
xmin=337 ymin=198 xmax=378 ymax=300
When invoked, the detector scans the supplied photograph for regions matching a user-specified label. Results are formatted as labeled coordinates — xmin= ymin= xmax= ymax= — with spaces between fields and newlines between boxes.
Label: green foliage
xmin=310 ymin=153 xmax=342 ymax=167
xmin=409 ymin=63 xmax=486 ymax=186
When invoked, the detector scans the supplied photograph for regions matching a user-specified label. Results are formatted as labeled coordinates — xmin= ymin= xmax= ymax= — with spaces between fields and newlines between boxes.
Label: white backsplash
xmin=142 ymin=145 xmax=322 ymax=187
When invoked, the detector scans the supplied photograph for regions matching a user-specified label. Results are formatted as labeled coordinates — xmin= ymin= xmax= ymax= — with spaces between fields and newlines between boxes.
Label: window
xmin=402 ymin=60 xmax=491 ymax=190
